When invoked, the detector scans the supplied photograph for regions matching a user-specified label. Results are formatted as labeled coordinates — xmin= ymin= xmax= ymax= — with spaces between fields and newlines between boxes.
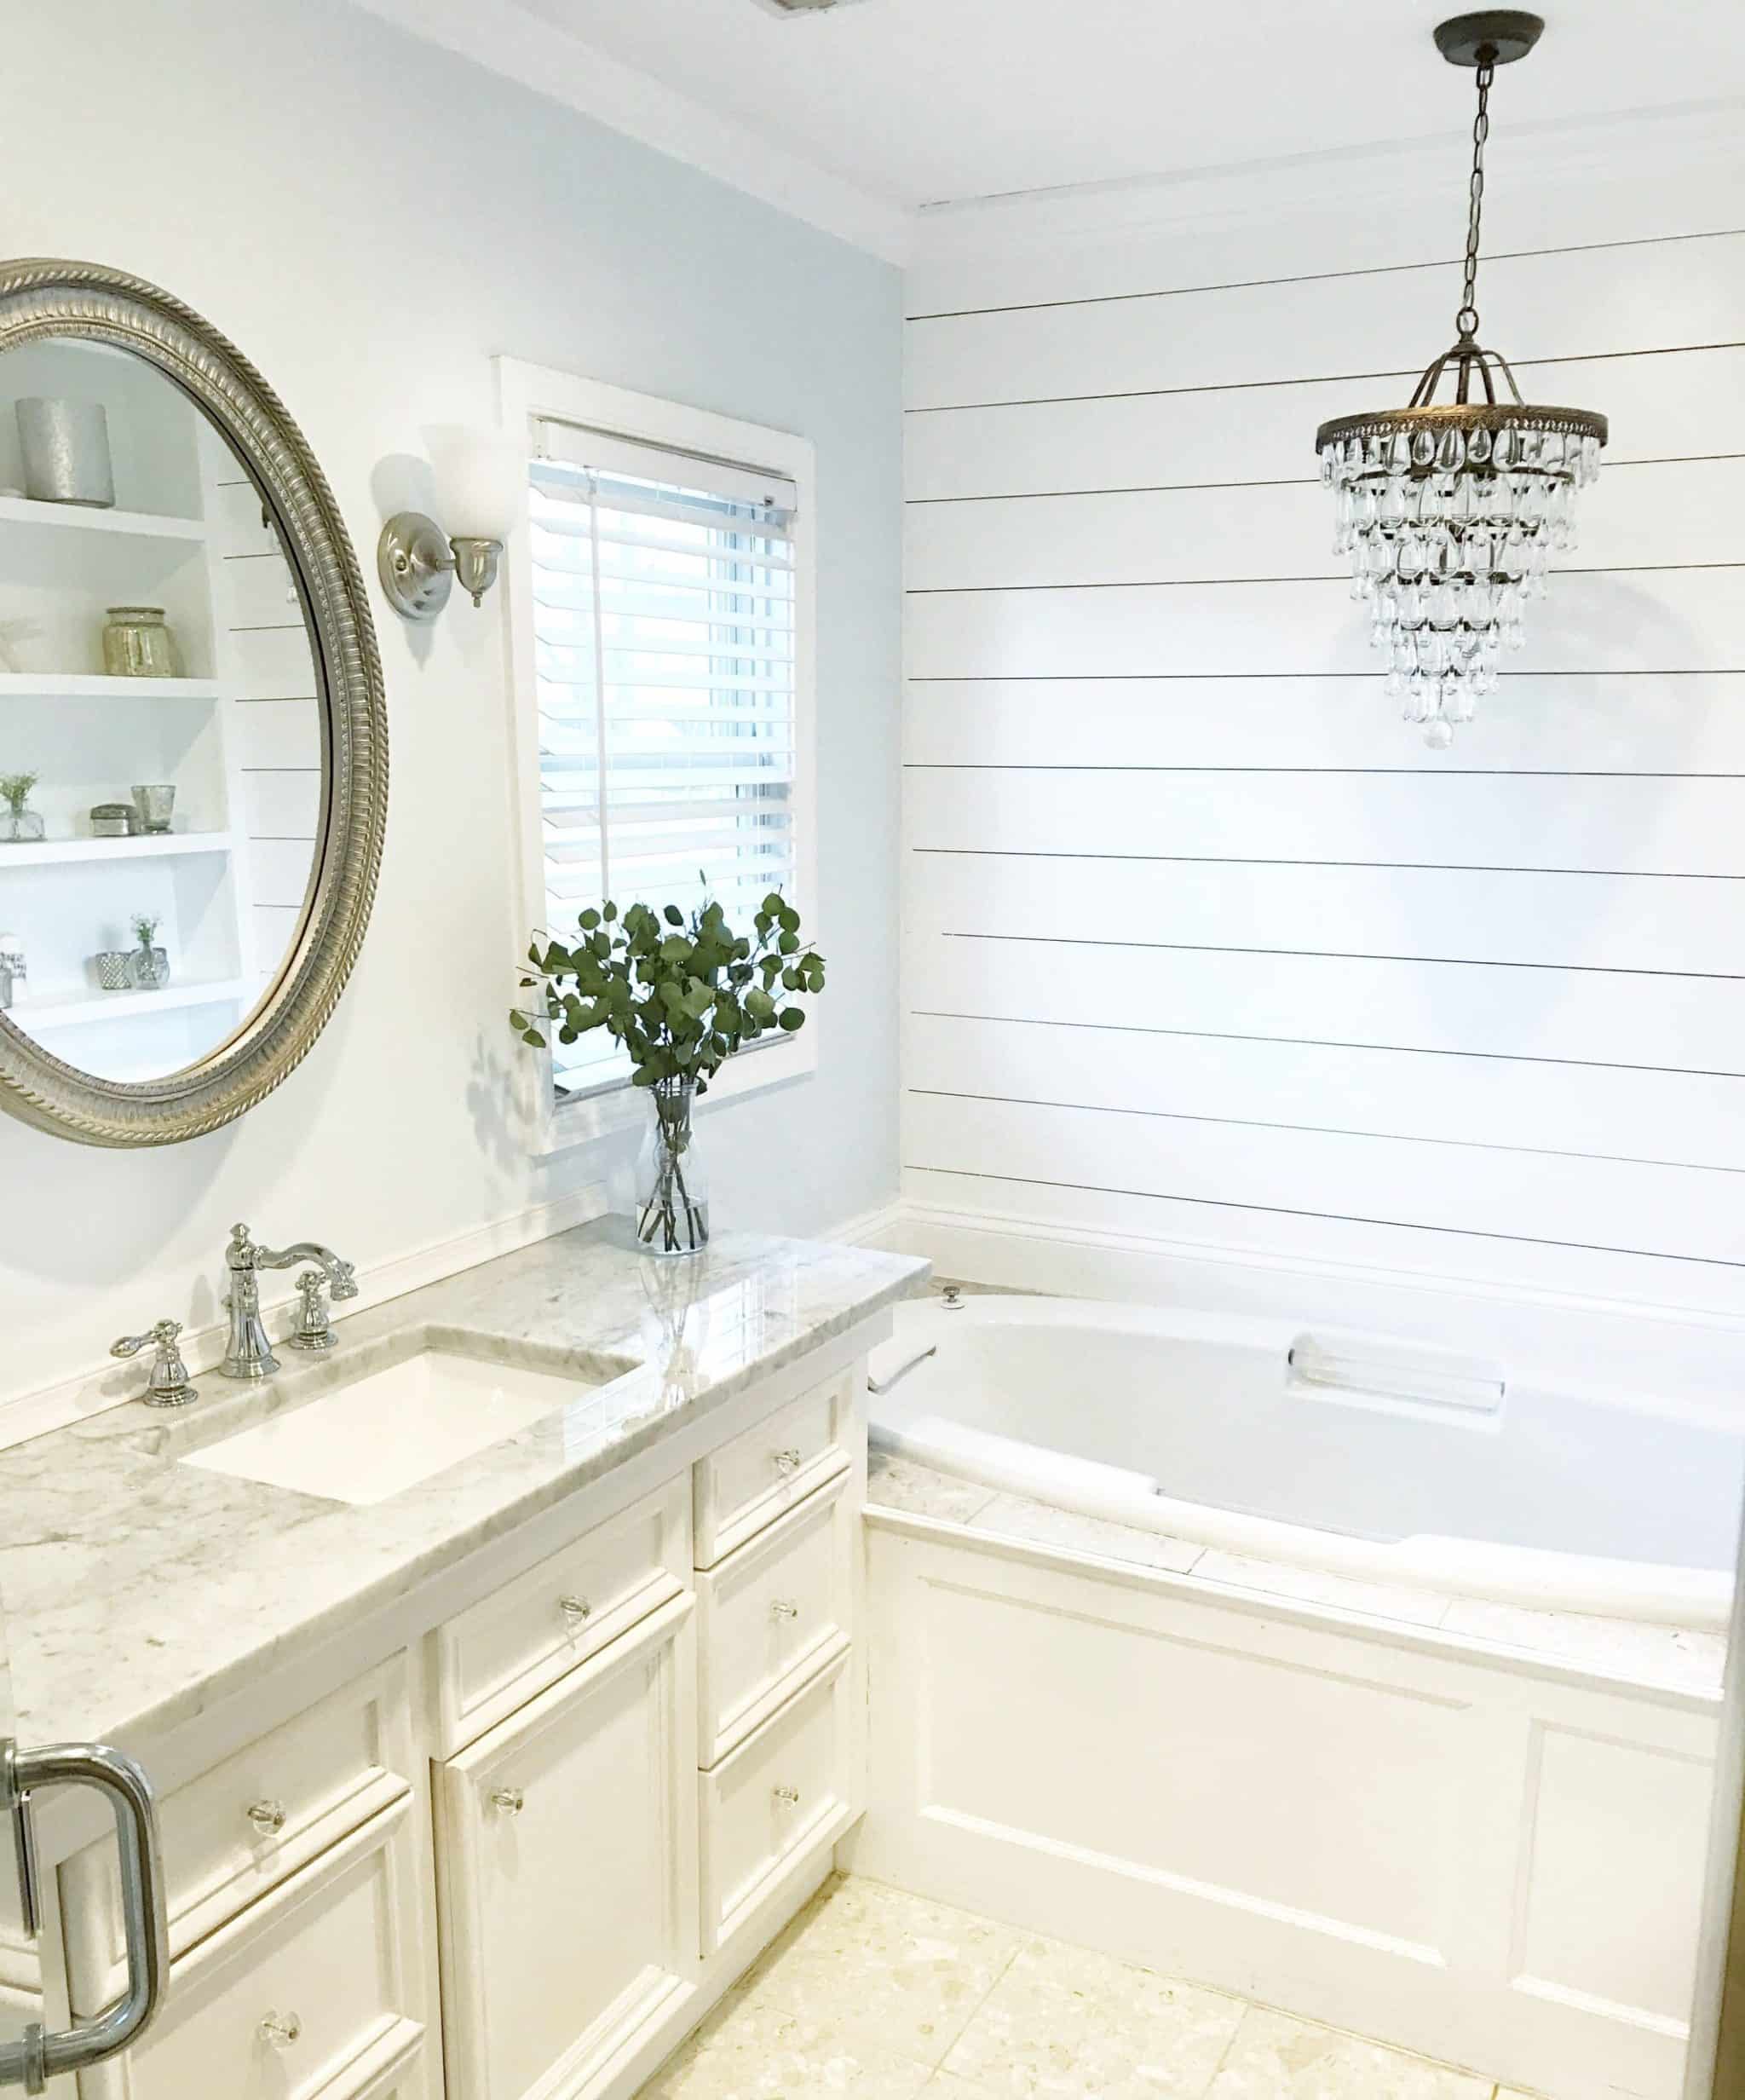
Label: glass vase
xmin=0 ymin=806 xmax=44 ymax=845
xmin=133 ymin=943 xmax=170 ymax=992
xmin=634 ymin=1078 xmax=710 ymax=1257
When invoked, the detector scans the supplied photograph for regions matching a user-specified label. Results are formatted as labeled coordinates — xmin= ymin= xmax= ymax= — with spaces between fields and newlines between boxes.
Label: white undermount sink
xmin=181 ymin=1347 xmax=599 ymax=1506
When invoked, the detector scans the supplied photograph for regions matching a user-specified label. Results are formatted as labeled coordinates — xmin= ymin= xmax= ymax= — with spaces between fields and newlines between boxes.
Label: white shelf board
xmin=9 ymin=976 xmax=252 ymax=1030
xmin=0 ymin=493 xmax=204 ymax=544
xmin=0 ymin=673 xmax=223 ymax=701
xmin=0 ymin=831 xmax=233 ymax=868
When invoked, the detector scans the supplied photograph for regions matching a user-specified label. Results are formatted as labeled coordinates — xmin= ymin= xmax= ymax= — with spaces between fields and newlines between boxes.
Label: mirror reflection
xmin=0 ymin=338 xmax=321 ymax=1083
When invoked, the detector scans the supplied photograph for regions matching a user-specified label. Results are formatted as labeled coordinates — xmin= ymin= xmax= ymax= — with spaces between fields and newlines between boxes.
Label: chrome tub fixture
xmin=1315 ymin=12 xmax=1607 ymax=747
xmin=221 ymin=1221 xmax=358 ymax=1380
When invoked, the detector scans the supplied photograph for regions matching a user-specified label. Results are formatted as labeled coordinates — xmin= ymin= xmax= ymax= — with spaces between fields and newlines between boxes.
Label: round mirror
xmin=0 ymin=262 xmax=385 ymax=1146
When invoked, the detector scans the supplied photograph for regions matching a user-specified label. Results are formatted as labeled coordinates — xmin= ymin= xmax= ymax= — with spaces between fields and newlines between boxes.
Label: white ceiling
xmin=516 ymin=0 xmax=1745 ymax=211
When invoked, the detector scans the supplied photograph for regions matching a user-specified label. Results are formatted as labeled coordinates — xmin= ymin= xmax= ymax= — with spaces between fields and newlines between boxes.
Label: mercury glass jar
xmin=102 ymin=606 xmax=178 ymax=679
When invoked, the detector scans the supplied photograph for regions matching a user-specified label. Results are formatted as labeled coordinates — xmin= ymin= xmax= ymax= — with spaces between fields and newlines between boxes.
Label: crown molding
xmin=910 ymin=98 xmax=1745 ymax=264
xmin=344 ymin=0 xmax=913 ymax=264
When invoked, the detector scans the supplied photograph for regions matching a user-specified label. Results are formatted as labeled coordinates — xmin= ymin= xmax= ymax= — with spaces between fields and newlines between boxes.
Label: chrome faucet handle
xmin=287 ymin=1272 xmax=337 ymax=1353
xmin=111 ymin=1320 xmax=199 ymax=1408
xmin=328 ymin=1261 xmax=359 ymax=1304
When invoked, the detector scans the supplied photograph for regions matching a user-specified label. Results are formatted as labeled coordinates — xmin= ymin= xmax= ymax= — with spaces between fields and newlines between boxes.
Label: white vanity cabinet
xmin=33 ymin=1334 xmax=875 ymax=2100
xmin=433 ymin=1594 xmax=697 ymax=2100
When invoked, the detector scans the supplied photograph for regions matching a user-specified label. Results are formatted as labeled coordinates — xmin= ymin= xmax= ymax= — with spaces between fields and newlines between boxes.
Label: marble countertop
xmin=0 ymin=1224 xmax=926 ymax=1747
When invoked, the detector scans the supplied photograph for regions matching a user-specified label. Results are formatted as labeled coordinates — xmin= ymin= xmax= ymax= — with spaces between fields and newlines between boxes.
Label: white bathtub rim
xmin=889 ymin=1291 xmax=1744 ymax=1435
xmin=869 ymin=1297 xmax=1736 ymax=1632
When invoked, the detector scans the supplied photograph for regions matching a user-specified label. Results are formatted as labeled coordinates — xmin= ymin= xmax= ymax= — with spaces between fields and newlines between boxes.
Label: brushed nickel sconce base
xmin=377 ymin=510 xmax=455 ymax=622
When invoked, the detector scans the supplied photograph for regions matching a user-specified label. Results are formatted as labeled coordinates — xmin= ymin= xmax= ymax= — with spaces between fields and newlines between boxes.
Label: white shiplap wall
xmin=901 ymin=141 xmax=1745 ymax=1322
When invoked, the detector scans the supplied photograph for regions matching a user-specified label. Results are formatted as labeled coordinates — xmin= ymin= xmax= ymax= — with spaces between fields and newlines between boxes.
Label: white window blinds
xmin=527 ymin=419 xmax=800 ymax=1094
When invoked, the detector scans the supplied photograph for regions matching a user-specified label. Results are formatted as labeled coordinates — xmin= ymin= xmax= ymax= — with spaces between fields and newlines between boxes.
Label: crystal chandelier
xmin=1316 ymin=11 xmax=1608 ymax=747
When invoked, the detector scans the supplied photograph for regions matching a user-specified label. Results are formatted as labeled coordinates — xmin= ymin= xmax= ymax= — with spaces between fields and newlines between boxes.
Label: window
xmin=498 ymin=365 xmax=816 ymax=1148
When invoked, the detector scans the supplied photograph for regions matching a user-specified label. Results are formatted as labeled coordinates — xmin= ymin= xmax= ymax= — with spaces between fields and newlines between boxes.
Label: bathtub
xmin=857 ymin=1291 xmax=1731 ymax=2099
xmin=867 ymin=1294 xmax=1742 ymax=1628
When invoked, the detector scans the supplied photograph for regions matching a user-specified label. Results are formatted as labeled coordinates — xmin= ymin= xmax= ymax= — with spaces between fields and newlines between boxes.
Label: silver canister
xmin=89 ymin=803 xmax=136 ymax=839
xmin=15 ymin=398 xmax=115 ymax=508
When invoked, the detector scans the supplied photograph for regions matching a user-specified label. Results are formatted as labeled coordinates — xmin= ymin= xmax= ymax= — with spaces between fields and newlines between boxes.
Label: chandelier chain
xmin=1456 ymin=57 xmax=1494 ymax=339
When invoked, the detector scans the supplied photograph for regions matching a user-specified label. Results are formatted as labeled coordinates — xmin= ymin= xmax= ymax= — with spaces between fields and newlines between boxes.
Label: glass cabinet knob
xmin=490 ymin=1786 xmax=526 ymax=1816
xmin=245 ymin=1799 xmax=287 ymax=1837
xmin=558 ymin=1595 xmax=592 ymax=1626
xmin=772 ymin=1785 xmax=801 ymax=1809
xmin=772 ymin=1448 xmax=802 ymax=1475
xmin=259 ymin=2011 xmax=302 ymax=2051
xmin=771 ymin=1599 xmax=800 ymax=1622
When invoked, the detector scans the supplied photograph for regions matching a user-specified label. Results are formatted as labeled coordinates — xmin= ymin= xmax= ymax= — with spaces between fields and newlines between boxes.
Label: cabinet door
xmin=435 ymin=1593 xmax=699 ymax=2100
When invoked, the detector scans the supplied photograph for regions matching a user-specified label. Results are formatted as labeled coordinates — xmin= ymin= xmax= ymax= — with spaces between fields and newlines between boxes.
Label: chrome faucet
xmin=221 ymin=1222 xmax=358 ymax=1380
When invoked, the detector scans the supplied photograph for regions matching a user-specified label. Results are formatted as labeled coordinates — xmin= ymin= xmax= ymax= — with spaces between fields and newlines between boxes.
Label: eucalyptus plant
xmin=510 ymin=889 xmax=826 ymax=1095
xmin=512 ymin=888 xmax=826 ymax=1256
xmin=0 ymin=772 xmax=38 ymax=815
xmin=131 ymin=914 xmax=160 ymax=950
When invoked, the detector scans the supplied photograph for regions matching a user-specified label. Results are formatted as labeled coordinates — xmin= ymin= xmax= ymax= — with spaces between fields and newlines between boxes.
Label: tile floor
xmin=867 ymin=1452 xmax=1728 ymax=1697
xmin=637 ymin=1874 xmax=1550 ymax=2099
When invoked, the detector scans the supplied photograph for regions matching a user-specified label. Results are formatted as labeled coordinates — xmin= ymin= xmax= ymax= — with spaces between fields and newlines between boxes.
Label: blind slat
xmin=524 ymin=436 xmax=799 ymax=1038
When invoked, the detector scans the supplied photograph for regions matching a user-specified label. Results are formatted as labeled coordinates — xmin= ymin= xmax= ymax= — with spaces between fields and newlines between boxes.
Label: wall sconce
xmin=377 ymin=424 xmax=524 ymax=622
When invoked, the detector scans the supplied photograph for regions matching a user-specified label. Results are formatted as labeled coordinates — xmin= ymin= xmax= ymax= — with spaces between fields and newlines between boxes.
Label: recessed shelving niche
xmin=0 ymin=336 xmax=302 ymax=1084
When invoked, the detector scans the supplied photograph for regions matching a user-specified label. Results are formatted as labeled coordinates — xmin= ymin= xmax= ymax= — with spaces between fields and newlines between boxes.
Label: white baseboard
xmin=0 ymin=1181 xmax=609 ymax=1454
xmin=871 ymin=1197 xmax=1745 ymax=1409
xmin=821 ymin=1198 xmax=909 ymax=1253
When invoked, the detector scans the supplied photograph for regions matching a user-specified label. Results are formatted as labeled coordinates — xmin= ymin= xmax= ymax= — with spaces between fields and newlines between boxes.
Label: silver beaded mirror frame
xmin=0 ymin=261 xmax=387 ymax=1147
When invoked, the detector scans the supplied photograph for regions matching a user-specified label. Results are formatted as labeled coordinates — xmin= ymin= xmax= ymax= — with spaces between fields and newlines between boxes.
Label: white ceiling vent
xmin=751 ymin=0 xmax=869 ymax=14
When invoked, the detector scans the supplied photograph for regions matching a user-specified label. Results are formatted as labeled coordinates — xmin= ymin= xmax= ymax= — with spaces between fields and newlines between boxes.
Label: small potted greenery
xmin=512 ymin=890 xmax=826 ymax=1256
xmin=131 ymin=913 xmax=170 ymax=991
xmin=0 ymin=771 xmax=43 ymax=845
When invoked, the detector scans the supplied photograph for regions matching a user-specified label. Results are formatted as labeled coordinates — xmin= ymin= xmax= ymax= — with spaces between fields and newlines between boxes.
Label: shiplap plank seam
xmin=942 ymin=932 xmax=1745 ymax=984
xmin=901 ymin=1164 xmax=1745 ymax=1273
xmin=905 ymin=226 xmax=1745 ymax=322
xmin=906 ymin=1084 xmax=1745 ymax=1179
xmin=907 ymin=1008 xmax=1745 ymax=1085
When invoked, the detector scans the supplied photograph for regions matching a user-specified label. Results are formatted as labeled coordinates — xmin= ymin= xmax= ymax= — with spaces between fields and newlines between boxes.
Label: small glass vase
xmin=133 ymin=943 xmax=170 ymax=991
xmin=635 ymin=1078 xmax=710 ymax=1257
xmin=1 ymin=806 xmax=44 ymax=845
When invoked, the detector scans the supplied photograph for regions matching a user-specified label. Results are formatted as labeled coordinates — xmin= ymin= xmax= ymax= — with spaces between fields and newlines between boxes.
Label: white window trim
xmin=495 ymin=357 xmax=820 ymax=1160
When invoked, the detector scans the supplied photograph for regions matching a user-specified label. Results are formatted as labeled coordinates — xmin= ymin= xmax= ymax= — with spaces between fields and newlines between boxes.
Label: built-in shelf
xmin=0 ymin=493 xmax=205 ymax=544
xmin=10 ymin=977 xmax=251 ymax=1030
xmin=0 ymin=672 xmax=223 ymax=701
xmin=0 ymin=830 xmax=233 ymax=869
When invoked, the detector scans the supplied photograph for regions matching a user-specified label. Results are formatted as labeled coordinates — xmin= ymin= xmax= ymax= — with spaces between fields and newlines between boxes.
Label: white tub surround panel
xmin=901 ymin=174 xmax=1745 ymax=1324
xmin=856 ymin=1515 xmax=1719 ymax=2100
xmin=0 ymin=1226 xmax=921 ymax=2100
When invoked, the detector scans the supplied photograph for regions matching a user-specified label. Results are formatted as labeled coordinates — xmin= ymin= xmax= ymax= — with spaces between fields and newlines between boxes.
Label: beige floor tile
xmin=940 ymin=1931 xmax=1244 ymax=2098
xmin=924 ymin=2077 xmax=1005 ymax=2097
xmin=1206 ymin=2008 xmax=1490 ymax=2098
xmin=1190 ymin=1550 xmax=1450 ymax=1630
xmin=640 ymin=2000 xmax=935 ymax=2098
xmin=741 ymin=1875 xmax=1024 ymax=2069
xmin=867 ymin=1453 xmax=999 ymax=1525
xmin=1438 ymin=1596 xmax=1726 ymax=1690
xmin=973 ymin=1493 xmax=1205 ymax=1574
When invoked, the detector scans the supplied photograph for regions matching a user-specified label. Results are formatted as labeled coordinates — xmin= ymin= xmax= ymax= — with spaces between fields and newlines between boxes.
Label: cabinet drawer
xmin=694 ymin=1372 xmax=856 ymax=1568
xmin=74 ymin=1799 xmax=428 ymax=2100
xmin=435 ymin=1592 xmax=698 ymax=2100
xmin=60 ymin=1658 xmax=412 ymax=1976
xmin=699 ymin=1650 xmax=853 ymax=1956
xmin=437 ymin=1477 xmax=689 ymax=1755
xmin=697 ymin=1472 xmax=854 ymax=1767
